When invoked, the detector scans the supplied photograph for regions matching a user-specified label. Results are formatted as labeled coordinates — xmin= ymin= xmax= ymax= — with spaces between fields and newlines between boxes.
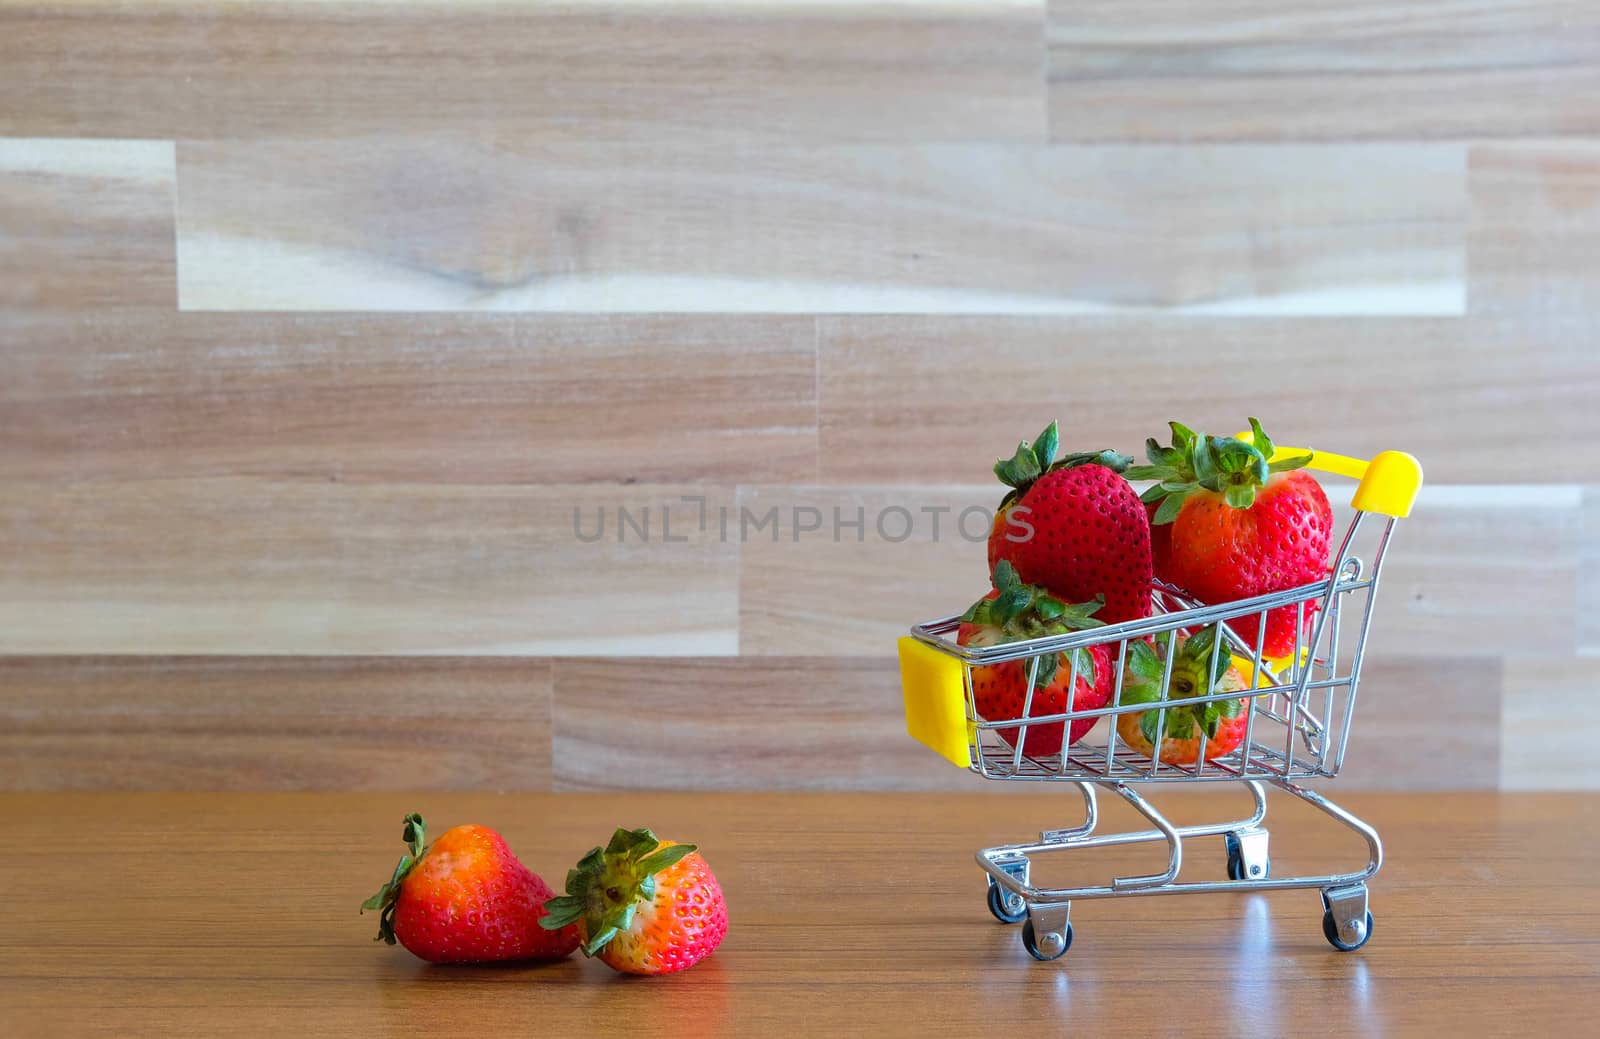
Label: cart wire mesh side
xmin=897 ymin=445 xmax=1422 ymax=962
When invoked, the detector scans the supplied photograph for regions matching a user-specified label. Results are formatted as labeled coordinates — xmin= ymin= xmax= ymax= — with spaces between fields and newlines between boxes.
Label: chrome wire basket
xmin=898 ymin=443 xmax=1422 ymax=962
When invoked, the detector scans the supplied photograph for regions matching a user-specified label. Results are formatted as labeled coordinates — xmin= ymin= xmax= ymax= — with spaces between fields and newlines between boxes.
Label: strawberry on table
xmin=1132 ymin=419 xmax=1333 ymax=658
xmin=541 ymin=827 xmax=726 ymax=976
xmin=958 ymin=561 xmax=1115 ymax=757
xmin=1115 ymin=626 xmax=1249 ymax=764
xmin=361 ymin=813 xmax=579 ymax=964
xmin=987 ymin=421 xmax=1152 ymax=626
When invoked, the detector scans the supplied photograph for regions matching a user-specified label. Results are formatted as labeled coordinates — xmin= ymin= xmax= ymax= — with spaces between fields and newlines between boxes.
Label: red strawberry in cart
xmin=987 ymin=421 xmax=1152 ymax=626
xmin=1131 ymin=419 xmax=1333 ymax=658
xmin=957 ymin=561 xmax=1114 ymax=757
xmin=1116 ymin=626 xmax=1249 ymax=765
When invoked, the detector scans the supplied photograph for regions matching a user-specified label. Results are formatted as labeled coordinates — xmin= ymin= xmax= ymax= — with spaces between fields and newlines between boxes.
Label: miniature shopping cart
xmin=898 ymin=441 xmax=1422 ymax=961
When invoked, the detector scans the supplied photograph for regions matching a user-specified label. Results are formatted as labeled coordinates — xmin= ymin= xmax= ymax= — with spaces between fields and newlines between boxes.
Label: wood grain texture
xmin=1470 ymin=141 xmax=1600 ymax=317
xmin=736 ymin=484 xmax=1580 ymax=660
xmin=0 ymin=138 xmax=175 ymax=310
xmin=553 ymin=656 xmax=966 ymax=791
xmin=736 ymin=484 xmax=992 ymax=656
xmin=1501 ymin=657 xmax=1600 ymax=791
xmin=0 ymin=482 xmax=738 ymax=655
xmin=0 ymin=653 xmax=1506 ymax=793
xmin=1 ymin=312 xmax=817 ymax=484
xmin=0 ymin=1 xmax=1045 ymax=143
xmin=1 ymin=6 xmax=1595 ymax=794
xmin=175 ymin=139 xmax=1463 ymax=314
xmin=1048 ymin=1 xmax=1600 ymax=142
xmin=1338 ymin=656 xmax=1501 ymax=791
xmin=550 ymin=654 xmax=1494 ymax=792
xmin=0 ymin=657 xmax=552 ymax=791
xmin=1344 ymin=486 xmax=1581 ymax=661
xmin=819 ymin=315 xmax=1595 ymax=485
xmin=1584 ymin=487 xmax=1599 ymax=655
xmin=5 ymin=791 xmax=1599 ymax=1036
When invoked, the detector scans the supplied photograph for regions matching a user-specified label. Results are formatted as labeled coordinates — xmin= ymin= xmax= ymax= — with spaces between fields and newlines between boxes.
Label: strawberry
xmin=541 ymin=827 xmax=726 ymax=976
xmin=957 ymin=561 xmax=1114 ymax=757
xmin=1132 ymin=419 xmax=1333 ymax=658
xmin=1146 ymin=499 xmax=1174 ymax=579
xmin=1115 ymin=626 xmax=1249 ymax=764
xmin=360 ymin=812 xmax=579 ymax=964
xmin=987 ymin=421 xmax=1152 ymax=626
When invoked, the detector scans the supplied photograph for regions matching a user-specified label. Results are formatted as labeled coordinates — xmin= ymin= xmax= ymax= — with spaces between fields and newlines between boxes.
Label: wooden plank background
xmin=1 ymin=1 xmax=1594 ymax=792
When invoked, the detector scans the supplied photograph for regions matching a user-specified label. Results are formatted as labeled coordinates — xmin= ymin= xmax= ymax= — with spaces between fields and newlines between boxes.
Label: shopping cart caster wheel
xmin=1021 ymin=920 xmax=1072 ymax=962
xmin=987 ymin=882 xmax=1028 ymax=924
xmin=1224 ymin=829 xmax=1270 ymax=880
xmin=1225 ymin=846 xmax=1270 ymax=880
xmin=1322 ymin=910 xmax=1374 ymax=952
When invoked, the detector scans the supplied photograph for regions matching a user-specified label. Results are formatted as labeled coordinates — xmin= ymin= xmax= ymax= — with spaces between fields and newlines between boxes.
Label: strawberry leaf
xmin=1224 ymin=483 xmax=1256 ymax=509
xmin=1033 ymin=651 xmax=1059 ymax=689
xmin=1056 ymin=449 xmax=1134 ymax=473
xmin=993 ymin=586 xmax=1032 ymax=624
xmin=1152 ymin=492 xmax=1185 ymax=525
xmin=1204 ymin=434 xmax=1271 ymax=508
xmin=1121 ymin=682 xmax=1162 ymax=706
xmin=540 ymin=895 xmax=584 ymax=930
xmin=1191 ymin=437 xmax=1219 ymax=488
xmin=1247 ymin=417 xmax=1275 ymax=460
xmin=638 ymin=843 xmax=698 ymax=877
xmin=1176 ymin=625 xmax=1235 ymax=687
xmin=360 ymin=812 xmax=430 ymax=946
xmin=1126 ymin=640 xmax=1164 ymax=683
xmin=583 ymin=926 xmax=619 ymax=957
xmin=400 ymin=813 xmax=427 ymax=858
xmin=1139 ymin=709 xmax=1164 ymax=745
xmin=557 ymin=830 xmax=702 ymax=959
xmin=1209 ymin=651 xmax=1233 ymax=688
xmin=995 ymin=444 xmax=1042 ymax=489
xmin=1058 ymin=594 xmax=1105 ymax=621
xmin=1032 ymin=421 xmax=1060 ymax=471
xmin=574 ymin=845 xmax=605 ymax=878
xmin=1068 ymin=648 xmax=1096 ymax=687
xmin=1268 ymin=451 xmax=1314 ymax=474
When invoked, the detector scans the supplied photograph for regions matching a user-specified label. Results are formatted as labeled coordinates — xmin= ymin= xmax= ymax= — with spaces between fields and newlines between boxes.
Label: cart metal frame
xmin=898 ymin=444 xmax=1421 ymax=961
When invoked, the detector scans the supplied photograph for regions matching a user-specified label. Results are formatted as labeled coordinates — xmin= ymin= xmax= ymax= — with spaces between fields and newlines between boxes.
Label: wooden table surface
xmin=6 ymin=790 xmax=1597 ymax=1037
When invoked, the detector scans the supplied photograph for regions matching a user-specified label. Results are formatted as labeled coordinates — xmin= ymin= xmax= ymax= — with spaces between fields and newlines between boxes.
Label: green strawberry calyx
xmin=962 ymin=560 xmax=1106 ymax=689
xmin=1120 ymin=627 xmax=1242 ymax=745
xmin=359 ymin=812 xmax=428 ymax=945
xmin=540 ymin=827 xmax=699 ymax=957
xmin=993 ymin=420 xmax=1134 ymax=510
xmin=1127 ymin=417 xmax=1313 ymax=520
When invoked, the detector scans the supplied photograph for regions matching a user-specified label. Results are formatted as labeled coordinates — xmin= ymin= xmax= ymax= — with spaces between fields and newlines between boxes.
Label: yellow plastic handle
xmin=1236 ymin=432 xmax=1423 ymax=519
xmin=898 ymin=636 xmax=973 ymax=769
